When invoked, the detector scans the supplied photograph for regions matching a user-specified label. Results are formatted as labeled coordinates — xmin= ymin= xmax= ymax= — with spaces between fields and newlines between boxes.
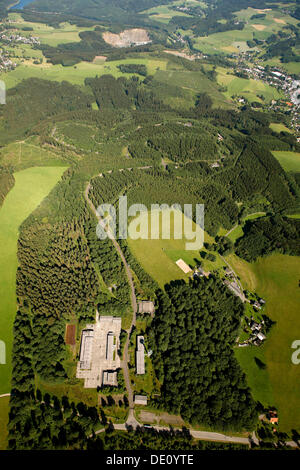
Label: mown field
xmin=228 ymin=253 xmax=300 ymax=432
xmin=0 ymin=166 xmax=67 ymax=395
xmin=272 ymin=151 xmax=300 ymax=173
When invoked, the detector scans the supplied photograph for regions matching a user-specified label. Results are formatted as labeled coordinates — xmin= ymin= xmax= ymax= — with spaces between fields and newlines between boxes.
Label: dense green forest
xmin=149 ymin=279 xmax=257 ymax=431
xmin=235 ymin=215 xmax=300 ymax=261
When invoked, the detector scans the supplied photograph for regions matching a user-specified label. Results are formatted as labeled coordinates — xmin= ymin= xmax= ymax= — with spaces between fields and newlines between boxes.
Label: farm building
xmin=176 ymin=259 xmax=192 ymax=274
xmin=136 ymin=335 xmax=145 ymax=375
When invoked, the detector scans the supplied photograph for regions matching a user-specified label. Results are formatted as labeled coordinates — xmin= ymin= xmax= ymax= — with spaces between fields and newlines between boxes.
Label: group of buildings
xmin=77 ymin=306 xmax=153 ymax=407
xmin=233 ymin=60 xmax=300 ymax=133
xmin=76 ymin=314 xmax=121 ymax=389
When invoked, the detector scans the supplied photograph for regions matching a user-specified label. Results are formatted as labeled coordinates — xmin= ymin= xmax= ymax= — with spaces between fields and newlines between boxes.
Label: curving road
xmin=85 ymin=182 xmax=137 ymax=413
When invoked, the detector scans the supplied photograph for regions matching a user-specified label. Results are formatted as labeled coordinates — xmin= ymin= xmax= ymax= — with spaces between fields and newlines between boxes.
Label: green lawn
xmin=230 ymin=254 xmax=300 ymax=432
xmin=272 ymin=151 xmax=300 ymax=172
xmin=0 ymin=396 xmax=9 ymax=450
xmin=0 ymin=166 xmax=67 ymax=395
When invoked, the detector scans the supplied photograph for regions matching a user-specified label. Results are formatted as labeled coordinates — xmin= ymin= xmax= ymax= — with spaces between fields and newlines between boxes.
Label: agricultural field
xmin=7 ymin=13 xmax=96 ymax=47
xmin=228 ymin=253 xmax=300 ymax=432
xmin=140 ymin=0 xmax=199 ymax=24
xmin=217 ymin=67 xmax=283 ymax=103
xmin=193 ymin=6 xmax=298 ymax=56
xmin=271 ymin=151 xmax=300 ymax=173
xmin=0 ymin=166 xmax=67 ymax=395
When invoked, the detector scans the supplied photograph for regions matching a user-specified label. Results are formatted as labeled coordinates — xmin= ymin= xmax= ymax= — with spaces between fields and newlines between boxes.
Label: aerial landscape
xmin=0 ymin=0 xmax=299 ymax=455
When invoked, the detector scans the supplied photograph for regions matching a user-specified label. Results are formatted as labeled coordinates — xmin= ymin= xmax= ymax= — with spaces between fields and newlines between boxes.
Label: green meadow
xmin=0 ymin=396 xmax=10 ymax=450
xmin=229 ymin=254 xmax=300 ymax=432
xmin=1 ymin=57 xmax=168 ymax=90
xmin=272 ymin=151 xmax=300 ymax=172
xmin=194 ymin=6 xmax=298 ymax=56
xmin=0 ymin=166 xmax=67 ymax=395
xmin=127 ymin=209 xmax=220 ymax=288
xmin=8 ymin=13 xmax=96 ymax=47
xmin=270 ymin=123 xmax=292 ymax=134
xmin=217 ymin=67 xmax=283 ymax=103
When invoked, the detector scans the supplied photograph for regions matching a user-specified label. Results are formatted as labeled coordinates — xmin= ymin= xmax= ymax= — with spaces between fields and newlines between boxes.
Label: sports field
xmin=0 ymin=166 xmax=67 ymax=395
xmin=229 ymin=254 xmax=300 ymax=432
xmin=272 ymin=151 xmax=300 ymax=173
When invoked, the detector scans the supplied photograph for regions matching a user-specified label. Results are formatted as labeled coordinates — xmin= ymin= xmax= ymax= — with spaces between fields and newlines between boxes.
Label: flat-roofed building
xmin=134 ymin=395 xmax=148 ymax=406
xmin=136 ymin=335 xmax=145 ymax=375
xmin=106 ymin=332 xmax=115 ymax=361
xmin=79 ymin=328 xmax=94 ymax=370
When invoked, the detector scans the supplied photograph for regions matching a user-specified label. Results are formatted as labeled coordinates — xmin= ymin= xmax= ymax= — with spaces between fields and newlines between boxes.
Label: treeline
xmin=16 ymin=221 xmax=100 ymax=381
xmin=0 ymin=167 xmax=14 ymax=206
xmin=0 ymin=78 xmax=92 ymax=144
xmin=86 ymin=74 xmax=168 ymax=112
xmin=235 ymin=215 xmax=300 ymax=261
xmin=117 ymin=63 xmax=147 ymax=76
xmin=149 ymin=279 xmax=257 ymax=431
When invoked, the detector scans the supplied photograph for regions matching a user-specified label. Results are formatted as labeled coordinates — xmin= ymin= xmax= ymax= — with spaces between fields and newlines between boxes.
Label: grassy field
xmin=154 ymin=69 xmax=232 ymax=108
xmin=1 ymin=56 xmax=168 ymax=89
xmin=229 ymin=254 xmax=300 ymax=432
xmin=127 ymin=209 xmax=221 ymax=287
xmin=226 ymin=212 xmax=266 ymax=243
xmin=269 ymin=123 xmax=293 ymax=134
xmin=272 ymin=151 xmax=300 ymax=172
xmin=0 ymin=166 xmax=67 ymax=395
xmin=194 ymin=6 xmax=298 ymax=56
xmin=0 ymin=138 xmax=70 ymax=170
xmin=8 ymin=13 xmax=95 ymax=47
xmin=217 ymin=67 xmax=283 ymax=103
xmin=0 ymin=396 xmax=10 ymax=450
